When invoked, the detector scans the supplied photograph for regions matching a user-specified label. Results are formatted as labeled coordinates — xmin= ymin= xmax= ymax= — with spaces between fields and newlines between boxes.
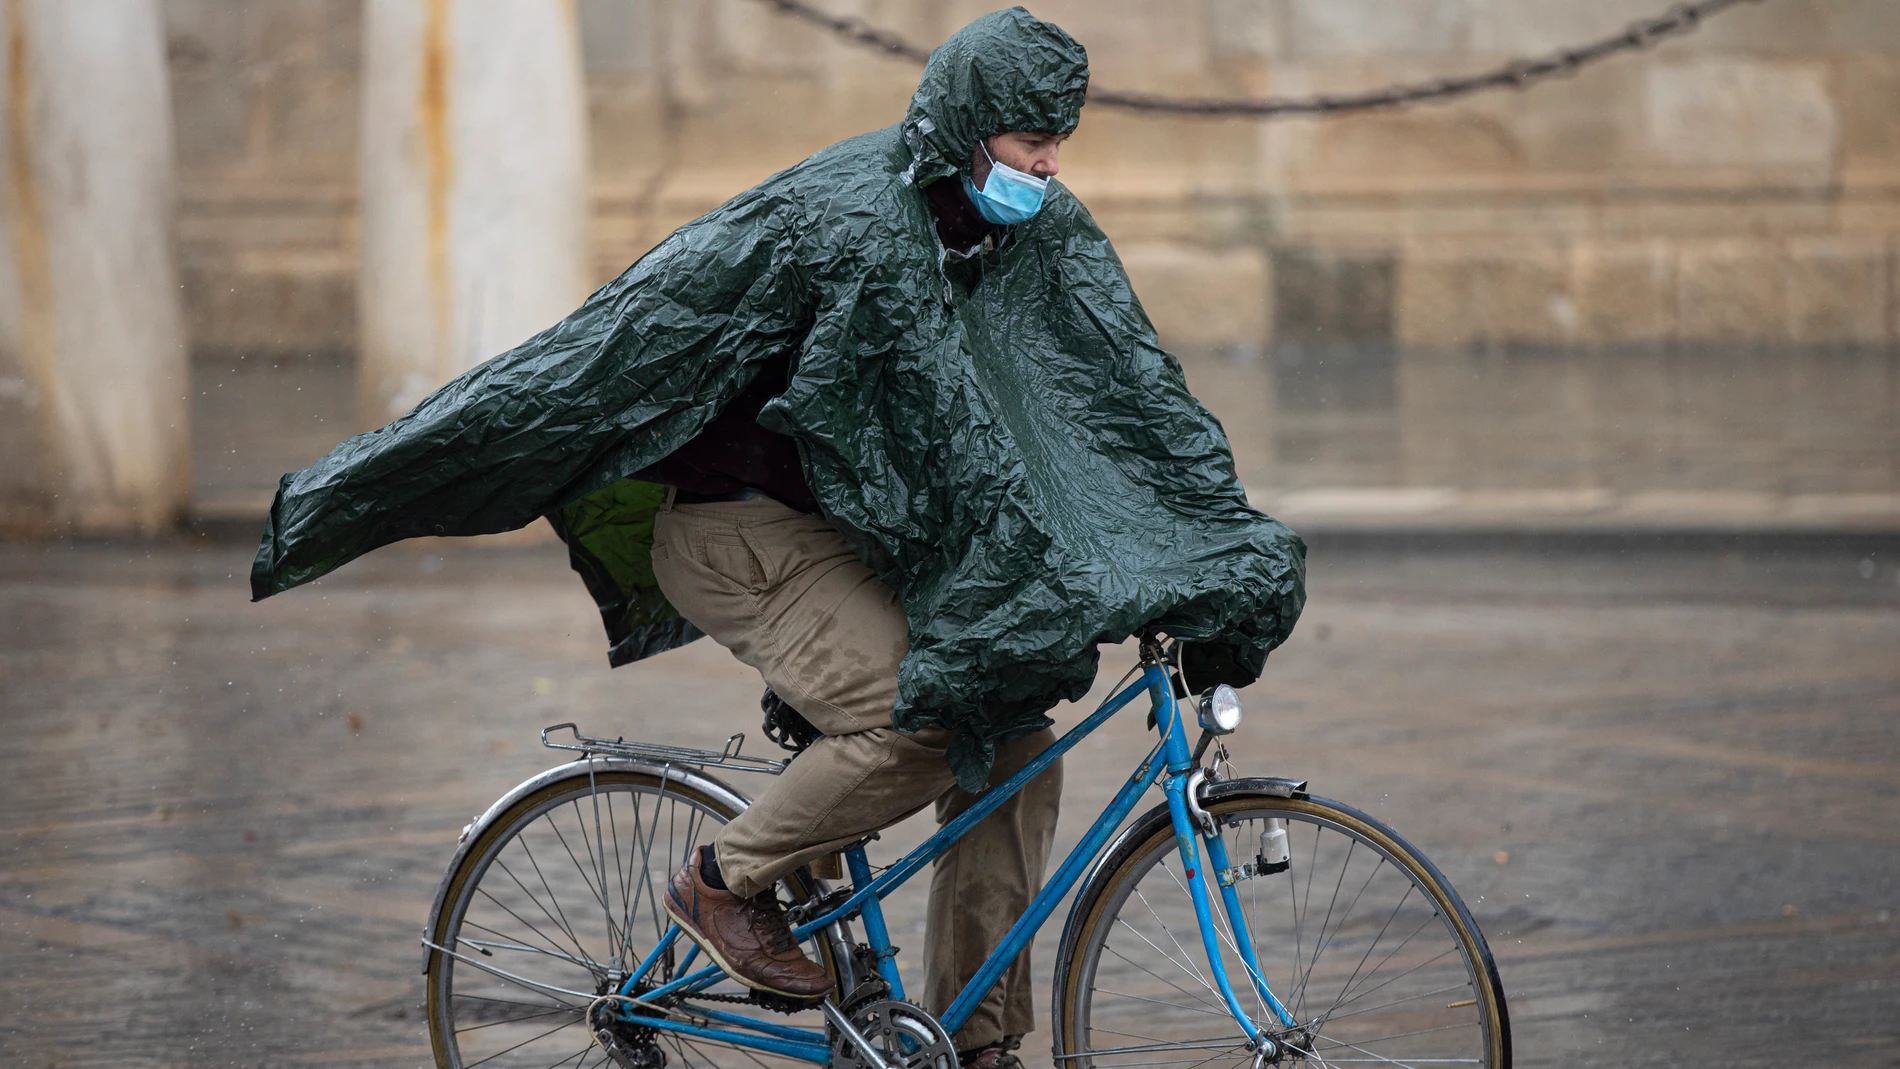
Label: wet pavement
xmin=3 ymin=533 xmax=1897 ymax=1067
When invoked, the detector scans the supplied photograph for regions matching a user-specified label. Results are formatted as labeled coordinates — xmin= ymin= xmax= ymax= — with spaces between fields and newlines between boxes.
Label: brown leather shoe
xmin=959 ymin=1038 xmax=1024 ymax=1069
xmin=664 ymin=849 xmax=831 ymax=1000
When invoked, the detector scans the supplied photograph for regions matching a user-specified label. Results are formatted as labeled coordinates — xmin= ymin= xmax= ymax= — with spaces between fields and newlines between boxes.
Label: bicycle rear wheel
xmin=1053 ymin=781 xmax=1510 ymax=1068
xmin=423 ymin=765 xmax=844 ymax=1069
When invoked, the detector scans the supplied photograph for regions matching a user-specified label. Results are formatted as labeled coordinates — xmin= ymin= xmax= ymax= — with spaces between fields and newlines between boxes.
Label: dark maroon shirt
xmin=640 ymin=178 xmax=996 ymax=514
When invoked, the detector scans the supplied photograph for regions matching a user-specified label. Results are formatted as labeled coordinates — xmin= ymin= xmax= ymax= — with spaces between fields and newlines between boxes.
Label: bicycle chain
xmin=675 ymin=988 xmax=825 ymax=1016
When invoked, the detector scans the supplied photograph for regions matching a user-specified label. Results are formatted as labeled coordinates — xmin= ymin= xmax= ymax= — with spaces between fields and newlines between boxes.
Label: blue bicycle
xmin=422 ymin=634 xmax=1511 ymax=1068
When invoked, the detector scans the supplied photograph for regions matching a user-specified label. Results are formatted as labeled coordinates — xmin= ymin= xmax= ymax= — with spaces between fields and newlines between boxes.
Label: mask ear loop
xmin=976 ymin=138 xmax=998 ymax=283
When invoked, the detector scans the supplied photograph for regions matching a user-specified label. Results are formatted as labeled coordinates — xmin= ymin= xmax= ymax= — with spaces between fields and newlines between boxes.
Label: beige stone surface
xmin=1206 ymin=0 xmax=1282 ymax=57
xmin=1782 ymin=236 xmax=1890 ymax=346
xmin=1572 ymin=241 xmax=1675 ymax=345
xmin=1822 ymin=0 xmax=1900 ymax=49
xmin=1676 ymin=241 xmax=1790 ymax=343
xmin=144 ymin=0 xmax=1900 ymax=360
xmin=1281 ymin=0 xmax=1470 ymax=57
xmin=1643 ymin=57 xmax=1837 ymax=172
xmin=1892 ymin=236 xmax=1900 ymax=346
xmin=1465 ymin=0 xmax=1676 ymax=53
xmin=1118 ymin=243 xmax=1271 ymax=348
xmin=1396 ymin=242 xmax=1571 ymax=347
xmin=1832 ymin=53 xmax=1900 ymax=172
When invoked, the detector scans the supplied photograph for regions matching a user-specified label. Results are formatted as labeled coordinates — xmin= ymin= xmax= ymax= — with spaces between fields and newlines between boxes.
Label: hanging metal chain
xmin=753 ymin=0 xmax=931 ymax=63
xmin=750 ymin=0 xmax=1764 ymax=117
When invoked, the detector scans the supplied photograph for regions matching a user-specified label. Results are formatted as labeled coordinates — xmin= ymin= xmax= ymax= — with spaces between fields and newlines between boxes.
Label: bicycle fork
xmin=1148 ymin=665 xmax=1301 ymax=1053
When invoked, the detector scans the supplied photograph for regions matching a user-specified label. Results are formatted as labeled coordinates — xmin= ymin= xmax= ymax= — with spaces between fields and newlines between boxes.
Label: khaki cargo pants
xmin=650 ymin=492 xmax=1062 ymax=1048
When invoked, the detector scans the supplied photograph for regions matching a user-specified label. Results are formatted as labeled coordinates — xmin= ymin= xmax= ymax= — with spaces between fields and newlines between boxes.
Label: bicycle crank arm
xmin=822 ymin=999 xmax=896 ymax=1069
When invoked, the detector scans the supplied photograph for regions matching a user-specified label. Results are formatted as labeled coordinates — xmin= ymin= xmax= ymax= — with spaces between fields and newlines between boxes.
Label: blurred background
xmin=2 ymin=2 xmax=1897 ymax=1067
xmin=1 ymin=0 xmax=1895 ymax=532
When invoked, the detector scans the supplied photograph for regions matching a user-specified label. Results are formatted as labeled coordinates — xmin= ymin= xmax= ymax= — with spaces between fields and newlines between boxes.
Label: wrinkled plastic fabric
xmin=251 ymin=8 xmax=1305 ymax=791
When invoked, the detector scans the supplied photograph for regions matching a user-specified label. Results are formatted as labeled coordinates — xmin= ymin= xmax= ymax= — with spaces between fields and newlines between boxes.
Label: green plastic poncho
xmin=252 ymin=8 xmax=1305 ymax=789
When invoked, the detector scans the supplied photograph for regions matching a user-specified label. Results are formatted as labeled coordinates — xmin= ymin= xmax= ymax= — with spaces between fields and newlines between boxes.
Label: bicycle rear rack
xmin=540 ymin=722 xmax=787 ymax=775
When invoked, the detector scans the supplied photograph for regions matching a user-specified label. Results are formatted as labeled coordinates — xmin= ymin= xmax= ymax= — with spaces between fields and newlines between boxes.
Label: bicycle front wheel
xmin=1053 ymin=782 xmax=1510 ymax=1068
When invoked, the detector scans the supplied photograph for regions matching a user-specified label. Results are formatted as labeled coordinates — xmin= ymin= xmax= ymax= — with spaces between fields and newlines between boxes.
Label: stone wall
xmin=166 ymin=0 xmax=1900 ymax=357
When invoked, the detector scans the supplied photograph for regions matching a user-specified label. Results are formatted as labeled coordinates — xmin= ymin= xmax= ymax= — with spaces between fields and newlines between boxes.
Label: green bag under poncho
xmin=252 ymin=8 xmax=1305 ymax=790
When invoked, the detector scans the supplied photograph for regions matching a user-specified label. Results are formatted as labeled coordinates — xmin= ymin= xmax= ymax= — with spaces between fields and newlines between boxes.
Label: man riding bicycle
xmin=252 ymin=9 xmax=1305 ymax=1066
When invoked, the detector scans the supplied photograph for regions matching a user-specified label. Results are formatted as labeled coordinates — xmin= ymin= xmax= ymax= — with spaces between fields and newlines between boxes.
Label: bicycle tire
xmin=1053 ymin=780 xmax=1510 ymax=1068
xmin=424 ymin=766 xmax=846 ymax=1069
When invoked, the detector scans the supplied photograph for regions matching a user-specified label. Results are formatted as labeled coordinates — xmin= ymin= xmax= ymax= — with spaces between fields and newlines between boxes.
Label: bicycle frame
xmin=601 ymin=647 xmax=1299 ymax=1062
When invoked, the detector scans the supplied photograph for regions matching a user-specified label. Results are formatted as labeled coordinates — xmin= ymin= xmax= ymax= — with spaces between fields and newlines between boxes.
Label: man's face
xmin=971 ymin=131 xmax=1068 ymax=190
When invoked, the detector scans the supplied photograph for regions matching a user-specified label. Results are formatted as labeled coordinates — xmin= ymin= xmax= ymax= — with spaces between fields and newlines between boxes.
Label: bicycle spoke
xmin=1326 ymin=916 xmax=1449 ymax=1013
xmin=1114 ymin=914 xmax=1218 ymax=998
xmin=605 ymin=786 xmax=629 ymax=969
xmin=1094 ymin=987 xmax=1233 ymax=1019
xmin=475 ymin=886 xmax=604 ymax=977
xmin=1323 ymin=983 xmax=1473 ymax=1024
xmin=1104 ymin=941 xmax=1223 ymax=1008
xmin=549 ymin=805 xmax=614 ymax=921
xmin=1089 ymin=1024 xmax=1173 ymax=1044
xmin=1067 ymin=1053 xmax=1252 ymax=1068
xmin=587 ymin=777 xmax=618 ymax=962
xmin=1294 ymin=852 xmax=1385 ymax=1017
xmin=456 ymin=1005 xmax=582 ymax=1034
xmin=516 ymin=832 xmax=590 ymax=960
xmin=493 ymin=852 xmax=594 ymax=966
xmin=1320 ymin=882 xmax=1417 ymax=1025
xmin=1293 ymin=818 xmax=1320 ymax=1019
xmin=1311 ymin=1021 xmax=1479 ymax=1052
xmin=629 ymin=780 xmax=670 ymax=943
xmin=1135 ymin=878 xmax=1217 ymax=993
xmin=1161 ymin=850 xmax=1271 ymax=1022
xmin=540 ymin=1044 xmax=594 ymax=1069
xmin=463 ymin=1015 xmax=590 ymax=1068
xmin=1070 ymin=800 xmax=1499 ymax=1069
xmin=1066 ymin=1037 xmax=1253 ymax=1057
xmin=1311 ymin=1029 xmax=1481 ymax=1069
xmin=455 ymin=992 xmax=577 ymax=1014
xmin=460 ymin=935 xmax=606 ymax=971
xmin=434 ymin=939 xmax=595 ymax=1002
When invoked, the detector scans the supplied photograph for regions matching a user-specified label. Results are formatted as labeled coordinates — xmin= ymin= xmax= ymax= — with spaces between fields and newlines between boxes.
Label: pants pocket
xmin=700 ymin=533 xmax=766 ymax=591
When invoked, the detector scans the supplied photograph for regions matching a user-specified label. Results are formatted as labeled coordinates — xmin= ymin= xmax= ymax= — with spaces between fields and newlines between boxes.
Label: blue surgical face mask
xmin=961 ymin=138 xmax=1048 ymax=226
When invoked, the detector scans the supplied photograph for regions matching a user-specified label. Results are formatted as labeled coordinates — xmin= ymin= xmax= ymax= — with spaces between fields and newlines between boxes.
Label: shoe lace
xmin=747 ymin=893 xmax=801 ymax=956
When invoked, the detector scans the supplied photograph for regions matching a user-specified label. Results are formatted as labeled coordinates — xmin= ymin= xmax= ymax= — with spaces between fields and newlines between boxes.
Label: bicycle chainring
xmin=828 ymin=998 xmax=958 ymax=1069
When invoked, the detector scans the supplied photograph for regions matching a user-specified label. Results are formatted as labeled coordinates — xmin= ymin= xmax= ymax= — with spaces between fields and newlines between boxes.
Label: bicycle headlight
xmin=1197 ymin=684 xmax=1242 ymax=735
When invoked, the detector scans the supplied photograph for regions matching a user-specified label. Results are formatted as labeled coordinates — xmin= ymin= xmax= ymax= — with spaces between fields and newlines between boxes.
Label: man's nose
xmin=1034 ymin=150 xmax=1060 ymax=178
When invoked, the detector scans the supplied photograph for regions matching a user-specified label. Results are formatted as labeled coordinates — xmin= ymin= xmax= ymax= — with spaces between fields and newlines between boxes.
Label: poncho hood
xmin=251 ymin=8 xmax=1304 ymax=790
xmin=900 ymin=8 xmax=1090 ymax=187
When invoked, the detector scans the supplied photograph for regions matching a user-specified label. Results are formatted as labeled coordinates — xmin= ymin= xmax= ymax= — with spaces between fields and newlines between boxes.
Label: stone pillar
xmin=358 ymin=0 xmax=591 ymax=426
xmin=0 ymin=0 xmax=188 ymax=536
